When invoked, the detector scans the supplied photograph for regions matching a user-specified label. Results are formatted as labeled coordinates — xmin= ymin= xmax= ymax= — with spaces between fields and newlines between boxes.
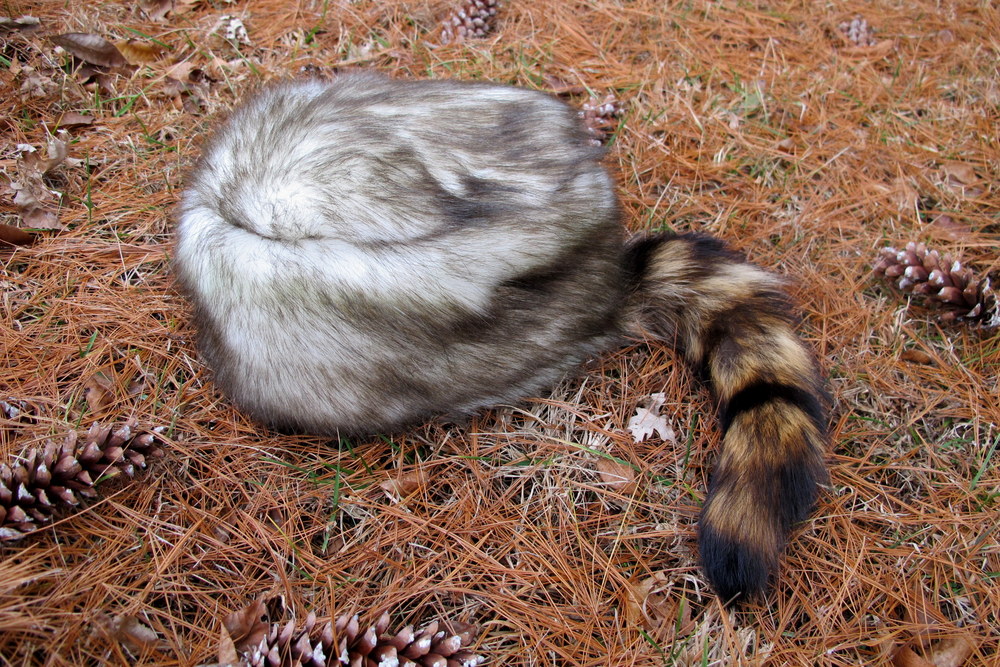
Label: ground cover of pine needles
xmin=1 ymin=0 xmax=997 ymax=665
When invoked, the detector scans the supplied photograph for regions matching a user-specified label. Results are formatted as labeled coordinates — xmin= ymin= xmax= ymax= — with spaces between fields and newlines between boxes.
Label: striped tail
xmin=624 ymin=232 xmax=828 ymax=602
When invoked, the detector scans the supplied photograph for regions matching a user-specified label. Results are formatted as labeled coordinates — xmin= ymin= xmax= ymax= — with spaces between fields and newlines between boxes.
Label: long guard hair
xmin=174 ymin=72 xmax=828 ymax=603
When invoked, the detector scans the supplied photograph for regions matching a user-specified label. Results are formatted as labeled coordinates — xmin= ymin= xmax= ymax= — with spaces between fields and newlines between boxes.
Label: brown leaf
xmin=93 ymin=612 xmax=162 ymax=652
xmin=138 ymin=0 xmax=174 ymax=21
xmin=51 ymin=33 xmax=127 ymax=68
xmin=893 ymin=635 xmax=978 ymax=667
xmin=927 ymin=636 xmax=977 ymax=667
xmin=58 ymin=111 xmax=96 ymax=128
xmin=900 ymin=349 xmax=934 ymax=365
xmin=939 ymin=163 xmax=984 ymax=198
xmin=216 ymin=624 xmax=239 ymax=664
xmin=927 ymin=214 xmax=974 ymax=242
xmin=89 ymin=72 xmax=119 ymax=97
xmin=903 ymin=602 xmax=947 ymax=648
xmin=127 ymin=374 xmax=152 ymax=397
xmin=173 ymin=0 xmax=201 ymax=16
xmin=893 ymin=646 xmax=935 ymax=667
xmin=22 ymin=132 xmax=69 ymax=174
xmin=939 ymin=162 xmax=978 ymax=186
xmin=19 ymin=68 xmax=58 ymax=98
xmin=624 ymin=572 xmax=693 ymax=637
xmin=776 ymin=137 xmax=796 ymax=153
xmin=890 ymin=176 xmax=919 ymax=214
xmin=625 ymin=572 xmax=667 ymax=627
xmin=596 ymin=457 xmax=637 ymax=494
xmin=223 ymin=599 xmax=270 ymax=653
xmin=84 ymin=372 xmax=116 ymax=413
xmin=163 ymin=60 xmax=197 ymax=82
xmin=115 ymin=39 xmax=164 ymax=65
xmin=0 ymin=223 xmax=35 ymax=247
xmin=380 ymin=470 xmax=427 ymax=498
xmin=21 ymin=207 xmax=62 ymax=230
xmin=6 ymin=153 xmax=65 ymax=231
xmin=117 ymin=615 xmax=161 ymax=650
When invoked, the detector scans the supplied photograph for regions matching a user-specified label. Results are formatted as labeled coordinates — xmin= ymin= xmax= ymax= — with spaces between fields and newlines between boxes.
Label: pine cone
xmin=838 ymin=16 xmax=877 ymax=47
xmin=0 ymin=421 xmax=164 ymax=541
xmin=440 ymin=0 xmax=500 ymax=45
xmin=227 ymin=600 xmax=483 ymax=667
xmin=2 ymin=398 xmax=36 ymax=437
xmin=2 ymin=399 xmax=27 ymax=422
xmin=579 ymin=94 xmax=623 ymax=146
xmin=874 ymin=241 xmax=999 ymax=328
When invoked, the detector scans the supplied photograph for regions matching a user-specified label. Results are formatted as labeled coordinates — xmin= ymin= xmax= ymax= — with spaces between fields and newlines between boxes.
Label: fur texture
xmin=174 ymin=72 xmax=828 ymax=602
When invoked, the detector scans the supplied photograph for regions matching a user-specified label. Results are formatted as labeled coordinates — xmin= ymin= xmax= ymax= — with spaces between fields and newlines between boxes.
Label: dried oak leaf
xmin=627 ymin=393 xmax=676 ymax=443
xmin=163 ymin=60 xmax=197 ymax=81
xmin=93 ymin=612 xmax=164 ymax=652
xmin=893 ymin=646 xmax=935 ymax=667
xmin=19 ymin=207 xmax=61 ymax=230
xmin=83 ymin=372 xmax=116 ymax=413
xmin=17 ymin=66 xmax=59 ymax=98
xmin=4 ymin=137 xmax=69 ymax=232
xmin=926 ymin=636 xmax=978 ymax=667
xmin=893 ymin=600 xmax=980 ymax=667
xmin=596 ymin=457 xmax=637 ymax=494
xmin=19 ymin=132 xmax=68 ymax=175
xmin=138 ymin=0 xmax=173 ymax=21
xmin=115 ymin=39 xmax=164 ymax=65
xmin=380 ymin=469 xmax=428 ymax=499
xmin=927 ymin=214 xmax=974 ymax=242
xmin=939 ymin=162 xmax=977 ymax=186
xmin=161 ymin=61 xmax=214 ymax=113
xmin=51 ymin=33 xmax=128 ymax=68
xmin=939 ymin=162 xmax=984 ymax=198
xmin=625 ymin=572 xmax=695 ymax=639
xmin=5 ymin=166 xmax=57 ymax=216
xmin=223 ymin=598 xmax=271 ymax=655
xmin=893 ymin=636 xmax=977 ymax=667
xmin=889 ymin=176 xmax=919 ymax=214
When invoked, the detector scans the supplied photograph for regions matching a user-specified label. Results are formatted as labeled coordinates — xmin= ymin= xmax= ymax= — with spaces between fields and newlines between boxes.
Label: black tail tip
xmin=698 ymin=522 xmax=776 ymax=606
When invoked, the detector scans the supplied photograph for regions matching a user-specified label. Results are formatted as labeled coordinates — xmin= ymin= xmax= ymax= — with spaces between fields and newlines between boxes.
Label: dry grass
xmin=1 ymin=0 xmax=998 ymax=665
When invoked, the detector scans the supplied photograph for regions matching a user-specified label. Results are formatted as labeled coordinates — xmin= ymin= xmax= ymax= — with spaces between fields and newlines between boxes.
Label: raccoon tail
xmin=623 ymin=232 xmax=828 ymax=603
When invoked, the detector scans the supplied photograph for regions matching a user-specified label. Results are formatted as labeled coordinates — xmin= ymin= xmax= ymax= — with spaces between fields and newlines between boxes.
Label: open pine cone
xmin=0 ymin=421 xmax=164 ymax=541
xmin=579 ymin=93 xmax=623 ymax=145
xmin=226 ymin=599 xmax=483 ymax=667
xmin=440 ymin=0 xmax=500 ymax=44
xmin=838 ymin=16 xmax=877 ymax=47
xmin=1 ymin=398 xmax=29 ymax=422
xmin=873 ymin=241 xmax=999 ymax=328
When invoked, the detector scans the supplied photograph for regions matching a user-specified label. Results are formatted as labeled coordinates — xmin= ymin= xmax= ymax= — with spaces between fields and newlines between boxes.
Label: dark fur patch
xmin=622 ymin=234 xmax=668 ymax=291
xmin=700 ymin=452 xmax=825 ymax=602
xmin=697 ymin=520 xmax=773 ymax=604
xmin=720 ymin=381 xmax=827 ymax=435
xmin=771 ymin=452 xmax=826 ymax=528
xmin=677 ymin=232 xmax=741 ymax=271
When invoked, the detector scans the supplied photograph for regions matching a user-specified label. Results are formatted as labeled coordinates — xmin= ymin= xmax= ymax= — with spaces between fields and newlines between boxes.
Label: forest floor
xmin=1 ymin=0 xmax=998 ymax=665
